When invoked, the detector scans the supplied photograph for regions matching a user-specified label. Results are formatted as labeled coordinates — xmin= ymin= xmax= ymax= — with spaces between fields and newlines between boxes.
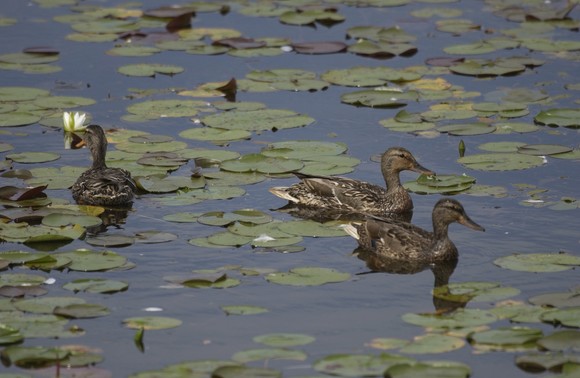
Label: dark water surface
xmin=1 ymin=0 xmax=579 ymax=377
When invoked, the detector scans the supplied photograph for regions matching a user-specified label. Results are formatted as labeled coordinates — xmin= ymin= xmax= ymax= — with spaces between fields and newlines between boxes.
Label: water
xmin=1 ymin=0 xmax=579 ymax=377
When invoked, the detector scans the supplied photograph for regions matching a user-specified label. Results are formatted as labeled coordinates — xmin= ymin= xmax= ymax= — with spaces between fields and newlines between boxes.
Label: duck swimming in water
xmin=71 ymin=124 xmax=135 ymax=207
xmin=269 ymin=147 xmax=434 ymax=216
xmin=343 ymin=198 xmax=484 ymax=262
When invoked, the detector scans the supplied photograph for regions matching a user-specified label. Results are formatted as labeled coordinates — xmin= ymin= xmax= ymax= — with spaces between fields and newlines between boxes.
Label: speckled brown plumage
xmin=269 ymin=147 xmax=434 ymax=216
xmin=71 ymin=125 xmax=135 ymax=207
xmin=343 ymin=198 xmax=484 ymax=262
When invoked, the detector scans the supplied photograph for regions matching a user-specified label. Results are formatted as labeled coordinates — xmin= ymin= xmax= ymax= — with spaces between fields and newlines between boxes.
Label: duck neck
xmin=432 ymin=219 xmax=450 ymax=240
xmin=91 ymin=143 xmax=107 ymax=169
xmin=382 ymin=163 xmax=401 ymax=192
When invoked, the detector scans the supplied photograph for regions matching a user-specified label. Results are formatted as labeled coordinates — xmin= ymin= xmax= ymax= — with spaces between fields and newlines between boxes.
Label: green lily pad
xmin=0 ymin=223 xmax=85 ymax=243
xmin=537 ymin=330 xmax=580 ymax=351
xmin=107 ymin=46 xmax=161 ymax=57
xmin=314 ymin=353 xmax=415 ymax=377
xmin=63 ymin=278 xmax=128 ymax=294
xmin=0 ymin=324 xmax=23 ymax=345
xmin=437 ymin=122 xmax=496 ymax=136
xmin=341 ymin=88 xmax=419 ymax=107
xmin=276 ymin=220 xmax=347 ymax=237
xmin=458 ymin=153 xmax=545 ymax=171
xmin=515 ymin=352 xmax=580 ymax=372
xmin=399 ymin=334 xmax=465 ymax=354
xmin=266 ymin=267 xmax=350 ymax=286
xmin=162 ymin=212 xmax=203 ymax=223
xmin=517 ymin=144 xmax=572 ymax=156
xmin=179 ymin=127 xmax=252 ymax=143
xmin=220 ymin=153 xmax=303 ymax=174
xmin=232 ymin=348 xmax=307 ymax=363
xmin=468 ymin=327 xmax=543 ymax=351
xmin=33 ymin=95 xmax=95 ymax=109
xmin=6 ymin=152 xmax=60 ymax=164
xmin=322 ymin=66 xmax=421 ymax=87
xmin=118 ymin=63 xmax=184 ymax=77
xmin=212 ymin=366 xmax=281 ymax=378
xmin=54 ymin=303 xmax=110 ymax=319
xmin=0 ymin=273 xmax=47 ymax=287
xmin=478 ymin=141 xmax=527 ymax=152
xmin=535 ymin=108 xmax=580 ymax=127
xmin=253 ymin=333 xmax=315 ymax=347
xmin=221 ymin=305 xmax=269 ymax=315
xmin=541 ymin=307 xmax=580 ymax=328
xmin=52 ymin=249 xmax=127 ymax=272
xmin=85 ymin=234 xmax=135 ymax=247
xmin=0 ymin=86 xmax=50 ymax=101
xmin=13 ymin=296 xmax=86 ymax=314
xmin=0 ymin=112 xmax=42 ymax=127
xmin=492 ymin=121 xmax=540 ymax=134
xmin=202 ymin=109 xmax=315 ymax=132
xmin=405 ymin=174 xmax=475 ymax=194
xmin=433 ymin=281 xmax=520 ymax=303
xmin=529 ymin=291 xmax=580 ymax=308
xmin=198 ymin=209 xmax=272 ymax=226
xmin=123 ymin=316 xmax=182 ymax=330
xmin=41 ymin=213 xmax=102 ymax=228
xmin=0 ymin=345 xmax=70 ymax=368
xmin=262 ymin=140 xmax=348 ymax=158
xmin=126 ymin=99 xmax=208 ymax=119
xmin=385 ymin=361 xmax=471 ymax=378
xmin=489 ymin=303 xmax=550 ymax=324
xmin=494 ymin=253 xmax=580 ymax=272
xmin=402 ymin=308 xmax=498 ymax=329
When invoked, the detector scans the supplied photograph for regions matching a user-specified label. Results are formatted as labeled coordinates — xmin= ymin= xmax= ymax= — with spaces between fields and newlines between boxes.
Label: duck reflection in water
xmin=344 ymin=198 xmax=485 ymax=313
xmin=353 ymin=247 xmax=464 ymax=313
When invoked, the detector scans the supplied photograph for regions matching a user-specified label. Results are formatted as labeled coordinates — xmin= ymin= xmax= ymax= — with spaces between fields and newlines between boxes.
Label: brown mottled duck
xmin=269 ymin=147 xmax=434 ymax=216
xmin=71 ymin=125 xmax=135 ymax=207
xmin=343 ymin=198 xmax=484 ymax=262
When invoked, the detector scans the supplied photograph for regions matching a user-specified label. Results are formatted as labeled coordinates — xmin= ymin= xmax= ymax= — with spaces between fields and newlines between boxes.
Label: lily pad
xmin=276 ymin=220 xmax=347 ymax=237
xmin=220 ymin=154 xmax=303 ymax=174
xmin=535 ymin=108 xmax=580 ymax=128
xmin=494 ymin=253 xmax=580 ymax=272
xmin=314 ymin=353 xmax=415 ymax=377
xmin=63 ymin=278 xmax=128 ymax=294
xmin=118 ymin=63 xmax=184 ymax=77
xmin=221 ymin=305 xmax=269 ymax=316
xmin=341 ymin=88 xmax=419 ymax=107
xmin=517 ymin=144 xmax=572 ymax=156
xmin=386 ymin=361 xmax=471 ymax=378
xmin=6 ymin=152 xmax=60 ymax=164
xmin=201 ymin=109 xmax=315 ymax=132
xmin=266 ymin=267 xmax=350 ymax=287
xmin=536 ymin=330 xmax=580 ymax=350
xmin=123 ymin=316 xmax=182 ymax=330
xmin=541 ymin=308 xmax=580 ymax=328
xmin=433 ymin=282 xmax=520 ymax=303
xmin=402 ymin=308 xmax=498 ymax=329
xmin=399 ymin=334 xmax=465 ymax=354
xmin=232 ymin=348 xmax=307 ymax=363
xmin=468 ymin=327 xmax=543 ymax=351
xmin=458 ymin=153 xmax=545 ymax=171
xmin=52 ymin=249 xmax=127 ymax=272
xmin=253 ymin=333 xmax=315 ymax=347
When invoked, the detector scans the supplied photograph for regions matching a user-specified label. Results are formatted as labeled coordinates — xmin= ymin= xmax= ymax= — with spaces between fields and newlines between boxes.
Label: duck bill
xmin=411 ymin=162 xmax=435 ymax=177
xmin=459 ymin=215 xmax=485 ymax=232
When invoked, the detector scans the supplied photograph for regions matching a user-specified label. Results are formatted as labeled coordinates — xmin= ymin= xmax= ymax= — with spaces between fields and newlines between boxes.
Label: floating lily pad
xmin=516 ymin=351 xmax=580 ymax=372
xmin=341 ymin=88 xmax=419 ymax=107
xmin=63 ymin=278 xmax=128 ymax=294
xmin=0 ymin=324 xmax=23 ymax=345
xmin=433 ymin=282 xmax=520 ymax=303
xmin=212 ymin=366 xmax=281 ymax=378
xmin=517 ymin=144 xmax=572 ymax=156
xmin=276 ymin=220 xmax=347 ymax=237
xmin=54 ymin=303 xmax=110 ymax=319
xmin=118 ymin=63 xmax=184 ymax=77
xmin=221 ymin=305 xmax=269 ymax=315
xmin=266 ymin=267 xmax=350 ymax=287
xmin=13 ymin=296 xmax=86 ymax=314
xmin=529 ymin=290 xmax=580 ymax=308
xmin=478 ymin=141 xmax=527 ymax=152
xmin=233 ymin=348 xmax=307 ymax=363
xmin=198 ymin=209 xmax=272 ymax=226
xmin=179 ymin=127 xmax=252 ymax=143
xmin=0 ymin=112 xmax=42 ymax=127
xmin=322 ymin=66 xmax=421 ymax=87
xmin=437 ymin=122 xmax=496 ymax=136
xmin=263 ymin=140 xmax=348 ymax=158
xmin=405 ymin=174 xmax=474 ymax=194
xmin=253 ymin=333 xmax=315 ymax=347
xmin=52 ymin=249 xmax=127 ymax=272
xmin=399 ymin=334 xmax=465 ymax=354
xmin=162 ymin=212 xmax=203 ymax=223
xmin=313 ymin=353 xmax=415 ymax=377
xmin=468 ymin=327 xmax=543 ymax=351
xmin=107 ymin=46 xmax=161 ymax=57
xmin=41 ymin=213 xmax=102 ymax=228
xmin=202 ymin=109 xmax=315 ymax=132
xmin=541 ymin=308 xmax=580 ymax=328
xmin=385 ymin=361 xmax=471 ymax=378
xmin=85 ymin=234 xmax=135 ymax=247
xmin=123 ymin=316 xmax=182 ymax=330
xmin=126 ymin=99 xmax=208 ymax=119
xmin=535 ymin=108 xmax=580 ymax=128
xmin=494 ymin=253 xmax=580 ymax=272
xmin=220 ymin=154 xmax=303 ymax=174
xmin=458 ymin=153 xmax=545 ymax=171
xmin=536 ymin=330 xmax=580 ymax=350
xmin=402 ymin=308 xmax=497 ymax=329
xmin=6 ymin=152 xmax=60 ymax=164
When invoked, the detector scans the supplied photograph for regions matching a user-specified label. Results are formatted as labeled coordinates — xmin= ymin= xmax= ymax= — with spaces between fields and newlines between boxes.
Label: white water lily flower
xmin=253 ymin=234 xmax=275 ymax=243
xmin=63 ymin=111 xmax=87 ymax=132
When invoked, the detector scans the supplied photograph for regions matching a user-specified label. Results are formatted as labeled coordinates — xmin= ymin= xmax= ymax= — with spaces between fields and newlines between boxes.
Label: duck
xmin=269 ymin=147 xmax=434 ymax=216
xmin=71 ymin=124 xmax=136 ymax=207
xmin=342 ymin=198 xmax=484 ymax=262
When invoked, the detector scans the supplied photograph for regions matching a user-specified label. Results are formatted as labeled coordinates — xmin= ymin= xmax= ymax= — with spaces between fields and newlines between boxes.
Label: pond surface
xmin=1 ymin=0 xmax=580 ymax=377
